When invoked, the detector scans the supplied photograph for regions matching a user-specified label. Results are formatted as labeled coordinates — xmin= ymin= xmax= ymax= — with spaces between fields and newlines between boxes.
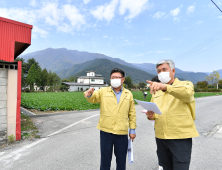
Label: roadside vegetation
xmin=21 ymin=113 xmax=40 ymax=139
xmin=21 ymin=91 xmax=222 ymax=112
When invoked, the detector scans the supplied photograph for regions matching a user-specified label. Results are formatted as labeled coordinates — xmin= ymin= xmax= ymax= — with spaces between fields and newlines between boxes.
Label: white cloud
xmin=83 ymin=0 xmax=91 ymax=4
xmin=32 ymin=26 xmax=48 ymax=38
xmin=217 ymin=16 xmax=222 ymax=19
xmin=0 ymin=8 xmax=37 ymax=25
xmin=187 ymin=5 xmax=195 ymax=14
xmin=30 ymin=0 xmax=37 ymax=7
xmin=0 ymin=2 xmax=86 ymax=37
xmin=119 ymin=0 xmax=149 ymax=19
xmin=153 ymin=12 xmax=165 ymax=19
xmin=38 ymin=2 xmax=61 ymax=26
xmin=91 ymin=0 xmax=118 ymax=22
xmin=103 ymin=35 xmax=108 ymax=38
xmin=63 ymin=4 xmax=85 ymax=29
xmin=170 ymin=6 xmax=181 ymax=16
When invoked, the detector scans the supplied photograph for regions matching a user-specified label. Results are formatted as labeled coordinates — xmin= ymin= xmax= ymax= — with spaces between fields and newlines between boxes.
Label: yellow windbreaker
xmin=152 ymin=78 xmax=199 ymax=139
xmin=84 ymin=87 xmax=137 ymax=135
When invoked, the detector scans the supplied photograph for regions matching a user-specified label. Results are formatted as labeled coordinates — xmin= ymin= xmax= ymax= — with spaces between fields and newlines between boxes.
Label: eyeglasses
xmin=110 ymin=76 xmax=123 ymax=79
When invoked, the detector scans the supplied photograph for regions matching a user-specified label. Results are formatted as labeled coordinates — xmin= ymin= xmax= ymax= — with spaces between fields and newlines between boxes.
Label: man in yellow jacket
xmin=84 ymin=68 xmax=136 ymax=170
xmin=146 ymin=60 xmax=199 ymax=170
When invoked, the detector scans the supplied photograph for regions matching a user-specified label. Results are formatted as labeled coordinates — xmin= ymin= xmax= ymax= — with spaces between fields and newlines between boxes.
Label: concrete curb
xmin=20 ymin=107 xmax=100 ymax=117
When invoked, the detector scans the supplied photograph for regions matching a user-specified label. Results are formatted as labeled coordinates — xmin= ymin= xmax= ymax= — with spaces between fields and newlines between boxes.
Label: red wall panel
xmin=0 ymin=17 xmax=33 ymax=62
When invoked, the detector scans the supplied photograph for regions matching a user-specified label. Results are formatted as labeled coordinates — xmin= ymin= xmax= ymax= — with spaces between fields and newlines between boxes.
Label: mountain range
xmin=21 ymin=48 xmax=221 ymax=84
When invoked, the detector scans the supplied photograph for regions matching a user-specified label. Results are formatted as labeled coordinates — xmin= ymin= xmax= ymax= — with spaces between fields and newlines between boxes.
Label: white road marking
xmin=0 ymin=113 xmax=99 ymax=163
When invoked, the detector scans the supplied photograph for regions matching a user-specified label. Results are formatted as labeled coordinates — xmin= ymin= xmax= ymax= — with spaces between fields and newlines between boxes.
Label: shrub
xmin=25 ymin=88 xmax=30 ymax=93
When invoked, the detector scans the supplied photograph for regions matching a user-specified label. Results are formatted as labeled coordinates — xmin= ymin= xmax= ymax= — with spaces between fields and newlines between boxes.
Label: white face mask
xmin=111 ymin=79 xmax=122 ymax=88
xmin=158 ymin=71 xmax=172 ymax=84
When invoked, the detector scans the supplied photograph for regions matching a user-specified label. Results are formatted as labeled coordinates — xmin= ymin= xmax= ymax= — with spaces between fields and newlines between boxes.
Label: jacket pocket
xmin=99 ymin=113 xmax=113 ymax=130
xmin=117 ymin=116 xmax=129 ymax=131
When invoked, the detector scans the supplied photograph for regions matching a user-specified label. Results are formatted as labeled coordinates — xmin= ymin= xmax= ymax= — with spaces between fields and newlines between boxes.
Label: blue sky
xmin=0 ymin=0 xmax=222 ymax=72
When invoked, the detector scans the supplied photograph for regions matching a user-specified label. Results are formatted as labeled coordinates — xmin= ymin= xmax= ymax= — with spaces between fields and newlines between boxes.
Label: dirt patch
xmin=29 ymin=109 xmax=75 ymax=115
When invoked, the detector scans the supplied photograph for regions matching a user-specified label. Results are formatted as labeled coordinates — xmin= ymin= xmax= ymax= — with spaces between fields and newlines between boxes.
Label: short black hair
xmin=151 ymin=76 xmax=161 ymax=82
xmin=110 ymin=68 xmax=125 ymax=77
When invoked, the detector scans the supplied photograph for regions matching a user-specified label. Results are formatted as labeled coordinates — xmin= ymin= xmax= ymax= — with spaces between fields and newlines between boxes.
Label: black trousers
xmin=156 ymin=138 xmax=192 ymax=170
xmin=100 ymin=131 xmax=128 ymax=170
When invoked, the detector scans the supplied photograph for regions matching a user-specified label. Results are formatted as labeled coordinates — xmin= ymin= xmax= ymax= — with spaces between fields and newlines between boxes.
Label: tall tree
xmin=41 ymin=68 xmax=48 ymax=91
xmin=205 ymin=71 xmax=221 ymax=85
xmin=15 ymin=57 xmax=27 ymax=87
xmin=36 ymin=67 xmax=42 ymax=86
xmin=26 ymin=64 xmax=37 ymax=91
xmin=139 ymin=82 xmax=146 ymax=89
xmin=26 ymin=58 xmax=40 ymax=74
xmin=124 ymin=76 xmax=133 ymax=88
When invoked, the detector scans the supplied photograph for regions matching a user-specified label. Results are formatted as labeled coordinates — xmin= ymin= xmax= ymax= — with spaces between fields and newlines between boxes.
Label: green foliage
xmin=27 ymin=64 xmax=37 ymax=92
xmin=21 ymin=92 xmax=100 ymax=111
xmin=21 ymin=113 xmax=39 ymax=139
xmin=59 ymin=58 xmax=155 ymax=84
xmin=21 ymin=91 xmax=222 ymax=112
xmin=80 ymin=87 xmax=83 ymax=91
xmin=41 ymin=68 xmax=48 ymax=90
xmin=206 ymin=71 xmax=221 ymax=85
xmin=8 ymin=134 xmax=15 ymax=143
xmin=124 ymin=76 xmax=133 ymax=88
xmin=138 ymin=82 xmax=147 ymax=89
xmin=196 ymin=81 xmax=208 ymax=88
xmin=218 ymin=79 xmax=222 ymax=89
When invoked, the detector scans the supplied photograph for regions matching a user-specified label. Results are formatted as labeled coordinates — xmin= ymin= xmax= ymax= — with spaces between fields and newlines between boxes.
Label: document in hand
xmin=128 ymin=139 xmax=133 ymax=164
xmin=134 ymin=99 xmax=162 ymax=115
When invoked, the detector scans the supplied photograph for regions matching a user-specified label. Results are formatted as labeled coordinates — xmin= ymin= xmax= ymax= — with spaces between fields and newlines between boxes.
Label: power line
xmin=174 ymin=29 xmax=222 ymax=63
xmin=211 ymin=0 xmax=222 ymax=12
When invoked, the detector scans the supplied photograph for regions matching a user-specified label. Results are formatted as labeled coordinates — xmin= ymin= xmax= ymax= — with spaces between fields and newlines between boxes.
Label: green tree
xmin=36 ymin=67 xmax=42 ymax=86
xmin=47 ymin=71 xmax=61 ymax=91
xmin=68 ymin=76 xmax=77 ymax=82
xmin=206 ymin=71 xmax=221 ymax=86
xmin=218 ymin=79 xmax=222 ymax=89
xmin=26 ymin=58 xmax=40 ymax=72
xmin=124 ymin=76 xmax=133 ymax=88
xmin=41 ymin=68 xmax=48 ymax=91
xmin=139 ymin=82 xmax=146 ymax=89
xmin=196 ymin=81 xmax=208 ymax=88
xmin=26 ymin=64 xmax=37 ymax=92
xmin=15 ymin=57 xmax=27 ymax=88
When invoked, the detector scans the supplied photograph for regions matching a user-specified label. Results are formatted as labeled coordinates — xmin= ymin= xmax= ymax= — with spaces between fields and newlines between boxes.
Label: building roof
xmin=86 ymin=71 xmax=96 ymax=73
xmin=63 ymin=82 xmax=108 ymax=87
xmin=95 ymin=74 xmax=103 ymax=77
xmin=78 ymin=76 xmax=105 ymax=79
xmin=0 ymin=17 xmax=33 ymax=62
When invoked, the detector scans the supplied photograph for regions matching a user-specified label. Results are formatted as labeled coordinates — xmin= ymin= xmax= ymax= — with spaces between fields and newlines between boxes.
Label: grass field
xmin=21 ymin=91 xmax=222 ymax=111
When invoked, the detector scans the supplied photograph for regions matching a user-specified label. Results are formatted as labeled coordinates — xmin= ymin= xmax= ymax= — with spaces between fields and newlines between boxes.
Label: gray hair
xmin=156 ymin=59 xmax=175 ymax=72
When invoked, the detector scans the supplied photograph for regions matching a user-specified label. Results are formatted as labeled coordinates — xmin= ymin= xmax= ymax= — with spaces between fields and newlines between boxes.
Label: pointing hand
xmin=85 ymin=88 xmax=95 ymax=98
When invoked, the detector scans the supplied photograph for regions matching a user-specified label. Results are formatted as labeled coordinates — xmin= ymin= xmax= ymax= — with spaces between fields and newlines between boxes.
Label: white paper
xmin=135 ymin=99 xmax=162 ymax=115
xmin=128 ymin=139 xmax=133 ymax=164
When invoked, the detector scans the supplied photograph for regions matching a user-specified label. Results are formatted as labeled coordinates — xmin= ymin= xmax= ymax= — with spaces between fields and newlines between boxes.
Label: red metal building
xmin=0 ymin=17 xmax=33 ymax=143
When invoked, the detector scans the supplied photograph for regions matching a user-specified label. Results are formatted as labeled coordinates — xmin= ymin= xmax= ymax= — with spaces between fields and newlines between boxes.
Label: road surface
xmin=0 ymin=95 xmax=222 ymax=170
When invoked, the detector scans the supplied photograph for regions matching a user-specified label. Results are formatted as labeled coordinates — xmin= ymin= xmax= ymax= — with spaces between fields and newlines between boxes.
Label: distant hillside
xmin=58 ymin=58 xmax=156 ymax=84
xmin=131 ymin=63 xmax=209 ymax=84
xmin=21 ymin=48 xmax=139 ymax=73
xmin=21 ymin=48 xmax=217 ymax=84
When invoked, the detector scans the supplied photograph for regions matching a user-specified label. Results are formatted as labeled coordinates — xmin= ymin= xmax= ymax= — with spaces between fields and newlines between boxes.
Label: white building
xmin=63 ymin=71 xmax=108 ymax=91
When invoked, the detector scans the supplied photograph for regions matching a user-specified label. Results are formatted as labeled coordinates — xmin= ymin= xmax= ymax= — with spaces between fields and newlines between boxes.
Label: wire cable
xmin=211 ymin=0 xmax=222 ymax=12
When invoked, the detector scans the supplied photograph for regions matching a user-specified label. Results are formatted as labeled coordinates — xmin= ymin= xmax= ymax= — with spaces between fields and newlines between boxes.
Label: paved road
xmin=0 ymin=95 xmax=222 ymax=170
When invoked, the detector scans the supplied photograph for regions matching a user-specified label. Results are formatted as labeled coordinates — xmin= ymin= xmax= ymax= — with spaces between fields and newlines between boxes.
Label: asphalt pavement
xmin=0 ymin=95 xmax=222 ymax=170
